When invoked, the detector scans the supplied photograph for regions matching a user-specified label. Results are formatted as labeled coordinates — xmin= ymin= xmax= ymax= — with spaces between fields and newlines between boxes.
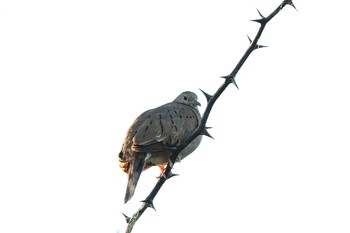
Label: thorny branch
xmin=124 ymin=0 xmax=296 ymax=232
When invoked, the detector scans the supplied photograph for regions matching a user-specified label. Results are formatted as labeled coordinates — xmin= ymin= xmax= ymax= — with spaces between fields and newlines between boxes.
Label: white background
xmin=1 ymin=0 xmax=349 ymax=232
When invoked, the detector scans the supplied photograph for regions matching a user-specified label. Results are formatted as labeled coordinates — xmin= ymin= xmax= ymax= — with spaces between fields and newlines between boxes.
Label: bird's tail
xmin=124 ymin=155 xmax=146 ymax=203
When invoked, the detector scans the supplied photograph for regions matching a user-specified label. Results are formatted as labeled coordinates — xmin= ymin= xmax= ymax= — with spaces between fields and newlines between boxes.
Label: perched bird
xmin=119 ymin=91 xmax=202 ymax=203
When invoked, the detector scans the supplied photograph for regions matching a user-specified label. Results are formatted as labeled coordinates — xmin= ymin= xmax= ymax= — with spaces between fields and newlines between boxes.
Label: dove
xmin=119 ymin=91 xmax=202 ymax=203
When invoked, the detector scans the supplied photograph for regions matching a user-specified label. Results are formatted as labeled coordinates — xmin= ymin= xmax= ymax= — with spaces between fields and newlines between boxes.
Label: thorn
xmin=221 ymin=75 xmax=239 ymax=89
xmin=122 ymin=212 xmax=131 ymax=223
xmin=199 ymin=88 xmax=212 ymax=102
xmin=247 ymin=35 xmax=252 ymax=43
xmin=287 ymin=0 xmax=297 ymax=11
xmin=251 ymin=9 xmax=267 ymax=24
xmin=256 ymin=8 xmax=265 ymax=18
xmin=141 ymin=199 xmax=156 ymax=211
xmin=232 ymin=77 xmax=239 ymax=89
xmin=251 ymin=18 xmax=267 ymax=24
xmin=247 ymin=35 xmax=267 ymax=50
xmin=168 ymin=173 xmax=179 ymax=178
xmin=201 ymin=127 xmax=214 ymax=139
xmin=255 ymin=44 xmax=268 ymax=50
xmin=247 ymin=35 xmax=268 ymax=50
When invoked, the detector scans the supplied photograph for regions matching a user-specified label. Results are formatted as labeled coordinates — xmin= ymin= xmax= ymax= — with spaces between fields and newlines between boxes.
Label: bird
xmin=119 ymin=91 xmax=202 ymax=203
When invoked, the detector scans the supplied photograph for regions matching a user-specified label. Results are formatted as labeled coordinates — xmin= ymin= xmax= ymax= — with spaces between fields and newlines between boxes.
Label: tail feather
xmin=124 ymin=155 xmax=146 ymax=203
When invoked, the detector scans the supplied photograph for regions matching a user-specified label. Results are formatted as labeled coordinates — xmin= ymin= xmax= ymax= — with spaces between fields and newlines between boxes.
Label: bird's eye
xmin=182 ymin=96 xmax=188 ymax=101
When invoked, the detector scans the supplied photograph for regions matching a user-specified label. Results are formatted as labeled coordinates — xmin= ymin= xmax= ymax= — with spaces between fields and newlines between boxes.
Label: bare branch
xmin=124 ymin=203 xmax=149 ymax=233
xmin=124 ymin=0 xmax=296 ymax=231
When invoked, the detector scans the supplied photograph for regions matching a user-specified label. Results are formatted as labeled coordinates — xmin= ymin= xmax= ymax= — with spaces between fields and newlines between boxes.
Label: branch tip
xmin=287 ymin=0 xmax=297 ymax=11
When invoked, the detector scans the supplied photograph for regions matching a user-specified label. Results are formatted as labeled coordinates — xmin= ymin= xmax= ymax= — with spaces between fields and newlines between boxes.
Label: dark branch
xmin=124 ymin=0 xmax=296 ymax=232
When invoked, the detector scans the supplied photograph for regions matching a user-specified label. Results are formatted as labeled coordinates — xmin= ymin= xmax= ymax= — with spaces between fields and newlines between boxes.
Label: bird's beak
xmin=195 ymin=100 xmax=201 ymax=107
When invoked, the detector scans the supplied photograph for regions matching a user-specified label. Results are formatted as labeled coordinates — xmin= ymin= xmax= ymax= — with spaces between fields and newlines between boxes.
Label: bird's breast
xmin=146 ymin=135 xmax=202 ymax=165
xmin=146 ymin=151 xmax=170 ymax=165
xmin=178 ymin=135 xmax=202 ymax=161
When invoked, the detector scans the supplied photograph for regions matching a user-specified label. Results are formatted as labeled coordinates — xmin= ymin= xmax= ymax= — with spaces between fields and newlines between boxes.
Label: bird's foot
xmin=156 ymin=165 xmax=170 ymax=179
xmin=156 ymin=165 xmax=178 ymax=179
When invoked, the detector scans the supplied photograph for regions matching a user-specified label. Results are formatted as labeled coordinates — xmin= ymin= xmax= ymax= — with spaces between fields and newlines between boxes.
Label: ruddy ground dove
xmin=119 ymin=91 xmax=202 ymax=203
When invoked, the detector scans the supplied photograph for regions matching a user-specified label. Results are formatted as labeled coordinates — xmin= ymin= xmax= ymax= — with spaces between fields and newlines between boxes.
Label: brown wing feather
xmin=131 ymin=103 xmax=200 ymax=153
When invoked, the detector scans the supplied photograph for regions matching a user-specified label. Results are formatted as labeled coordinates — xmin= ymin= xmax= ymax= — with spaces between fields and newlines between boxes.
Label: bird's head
xmin=174 ymin=91 xmax=201 ymax=108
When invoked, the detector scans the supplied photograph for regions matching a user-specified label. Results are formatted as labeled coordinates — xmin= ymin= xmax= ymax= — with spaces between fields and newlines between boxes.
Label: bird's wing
xmin=131 ymin=103 xmax=200 ymax=153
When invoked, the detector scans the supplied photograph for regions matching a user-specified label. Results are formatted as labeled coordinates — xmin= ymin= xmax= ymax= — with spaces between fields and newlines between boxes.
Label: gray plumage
xmin=119 ymin=91 xmax=202 ymax=203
